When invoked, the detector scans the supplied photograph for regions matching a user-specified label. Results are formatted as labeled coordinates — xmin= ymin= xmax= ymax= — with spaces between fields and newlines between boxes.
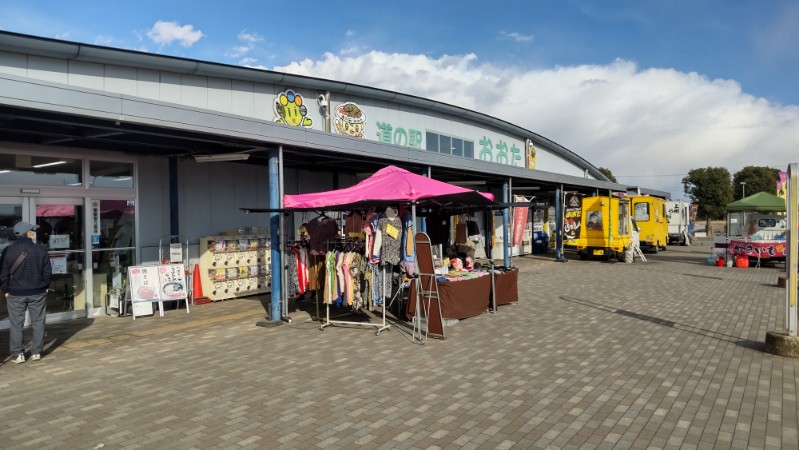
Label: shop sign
xmin=91 ymin=199 xmax=101 ymax=235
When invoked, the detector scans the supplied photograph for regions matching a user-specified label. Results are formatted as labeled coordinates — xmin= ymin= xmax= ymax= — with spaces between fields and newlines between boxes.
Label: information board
xmin=126 ymin=264 xmax=189 ymax=319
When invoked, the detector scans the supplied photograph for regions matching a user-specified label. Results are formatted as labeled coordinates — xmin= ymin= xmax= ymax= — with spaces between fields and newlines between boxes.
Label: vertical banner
xmin=512 ymin=196 xmax=529 ymax=246
xmin=526 ymin=139 xmax=537 ymax=170
xmin=786 ymin=164 xmax=797 ymax=336
xmin=564 ymin=193 xmax=582 ymax=241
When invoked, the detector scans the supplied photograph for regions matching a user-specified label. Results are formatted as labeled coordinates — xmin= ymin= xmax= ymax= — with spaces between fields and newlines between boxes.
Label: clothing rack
xmin=319 ymin=238 xmax=390 ymax=336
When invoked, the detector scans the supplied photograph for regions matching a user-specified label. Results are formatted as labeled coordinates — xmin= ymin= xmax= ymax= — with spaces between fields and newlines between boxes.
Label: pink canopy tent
xmin=283 ymin=165 xmax=495 ymax=210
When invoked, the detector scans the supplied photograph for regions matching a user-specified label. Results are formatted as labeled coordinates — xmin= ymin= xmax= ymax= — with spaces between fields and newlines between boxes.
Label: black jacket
xmin=0 ymin=237 xmax=53 ymax=296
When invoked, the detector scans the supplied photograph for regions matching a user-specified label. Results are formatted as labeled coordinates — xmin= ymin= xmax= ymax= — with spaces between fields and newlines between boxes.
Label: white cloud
xmin=94 ymin=35 xmax=113 ymax=46
xmin=345 ymin=29 xmax=356 ymax=38
xmin=275 ymin=52 xmax=799 ymax=198
xmin=147 ymin=20 xmax=204 ymax=47
xmin=500 ymin=31 xmax=534 ymax=43
xmin=238 ymin=31 xmax=263 ymax=44
xmin=228 ymin=30 xmax=263 ymax=60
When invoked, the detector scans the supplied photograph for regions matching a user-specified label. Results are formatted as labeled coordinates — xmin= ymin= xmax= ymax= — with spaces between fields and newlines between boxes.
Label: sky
xmin=2 ymin=0 xmax=798 ymax=200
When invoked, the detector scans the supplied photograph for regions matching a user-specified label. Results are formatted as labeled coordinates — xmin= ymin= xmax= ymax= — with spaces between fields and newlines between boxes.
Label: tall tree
xmin=682 ymin=167 xmax=732 ymax=219
xmin=732 ymin=166 xmax=780 ymax=200
xmin=598 ymin=167 xmax=617 ymax=182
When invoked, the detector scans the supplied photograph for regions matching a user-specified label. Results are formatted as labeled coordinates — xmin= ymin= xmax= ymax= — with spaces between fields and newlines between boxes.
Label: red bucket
xmin=716 ymin=257 xmax=725 ymax=267
xmin=735 ymin=254 xmax=749 ymax=268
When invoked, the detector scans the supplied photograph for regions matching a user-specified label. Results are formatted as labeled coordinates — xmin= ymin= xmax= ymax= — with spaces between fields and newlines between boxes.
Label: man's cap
xmin=13 ymin=221 xmax=38 ymax=236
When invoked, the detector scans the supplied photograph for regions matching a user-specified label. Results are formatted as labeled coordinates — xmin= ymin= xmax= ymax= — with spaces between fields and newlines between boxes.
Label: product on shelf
xmin=199 ymin=232 xmax=271 ymax=301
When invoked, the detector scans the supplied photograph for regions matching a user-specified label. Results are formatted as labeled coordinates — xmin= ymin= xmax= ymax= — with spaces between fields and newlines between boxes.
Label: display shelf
xmin=199 ymin=234 xmax=271 ymax=301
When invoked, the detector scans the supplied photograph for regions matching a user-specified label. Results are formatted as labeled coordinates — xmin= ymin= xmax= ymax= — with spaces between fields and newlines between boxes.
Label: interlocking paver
xmin=1 ymin=238 xmax=799 ymax=449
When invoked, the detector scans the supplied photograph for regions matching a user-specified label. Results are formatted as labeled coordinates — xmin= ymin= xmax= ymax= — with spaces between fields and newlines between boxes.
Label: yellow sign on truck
xmin=564 ymin=194 xmax=634 ymax=261
xmin=630 ymin=195 xmax=668 ymax=253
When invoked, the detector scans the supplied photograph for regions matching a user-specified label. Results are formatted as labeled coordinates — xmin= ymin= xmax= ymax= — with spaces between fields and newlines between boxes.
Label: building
xmin=0 ymin=31 xmax=665 ymax=327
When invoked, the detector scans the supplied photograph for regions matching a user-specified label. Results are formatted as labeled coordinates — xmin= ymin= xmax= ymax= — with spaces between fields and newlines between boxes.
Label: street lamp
xmin=741 ymin=181 xmax=746 ymax=198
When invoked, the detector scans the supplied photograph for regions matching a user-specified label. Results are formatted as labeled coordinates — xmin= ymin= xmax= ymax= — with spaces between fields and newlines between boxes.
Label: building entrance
xmin=1 ymin=197 xmax=86 ymax=329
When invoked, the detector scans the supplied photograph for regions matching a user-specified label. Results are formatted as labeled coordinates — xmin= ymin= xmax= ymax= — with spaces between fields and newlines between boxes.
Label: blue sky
xmin=2 ymin=0 xmax=798 ymax=198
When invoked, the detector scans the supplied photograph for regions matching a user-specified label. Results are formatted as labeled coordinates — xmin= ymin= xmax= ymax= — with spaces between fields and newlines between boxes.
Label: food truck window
xmin=758 ymin=219 xmax=777 ymax=228
xmin=634 ymin=203 xmax=650 ymax=222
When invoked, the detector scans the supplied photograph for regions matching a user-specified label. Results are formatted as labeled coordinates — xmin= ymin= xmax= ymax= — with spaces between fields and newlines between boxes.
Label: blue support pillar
xmin=258 ymin=149 xmax=284 ymax=327
xmin=169 ymin=156 xmax=179 ymax=236
xmin=502 ymin=178 xmax=510 ymax=267
xmin=420 ymin=167 xmax=429 ymax=234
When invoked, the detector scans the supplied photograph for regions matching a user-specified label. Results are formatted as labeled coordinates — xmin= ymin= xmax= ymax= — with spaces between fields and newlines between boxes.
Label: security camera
xmin=316 ymin=94 xmax=328 ymax=109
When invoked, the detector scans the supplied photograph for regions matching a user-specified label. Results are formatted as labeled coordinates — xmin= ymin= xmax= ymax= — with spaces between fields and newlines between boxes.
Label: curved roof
xmin=0 ymin=30 xmax=610 ymax=182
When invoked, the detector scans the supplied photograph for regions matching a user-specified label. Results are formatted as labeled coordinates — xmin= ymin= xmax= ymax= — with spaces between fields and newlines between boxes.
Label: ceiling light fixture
xmin=194 ymin=153 xmax=250 ymax=163
xmin=449 ymin=180 xmax=487 ymax=186
xmin=32 ymin=160 xmax=67 ymax=168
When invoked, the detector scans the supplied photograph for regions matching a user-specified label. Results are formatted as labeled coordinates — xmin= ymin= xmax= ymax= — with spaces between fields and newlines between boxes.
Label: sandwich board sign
xmin=126 ymin=264 xmax=188 ymax=319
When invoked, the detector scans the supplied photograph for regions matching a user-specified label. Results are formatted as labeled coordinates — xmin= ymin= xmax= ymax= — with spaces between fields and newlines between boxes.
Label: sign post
xmin=765 ymin=163 xmax=799 ymax=357
xmin=786 ymin=164 xmax=798 ymax=336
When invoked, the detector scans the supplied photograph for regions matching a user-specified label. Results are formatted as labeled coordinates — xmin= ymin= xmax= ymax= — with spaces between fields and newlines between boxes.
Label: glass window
xmin=452 ymin=138 xmax=463 ymax=156
xmin=0 ymin=153 xmax=81 ymax=187
xmin=633 ymin=203 xmax=650 ymax=222
xmin=439 ymin=136 xmax=451 ymax=155
xmin=426 ymin=132 xmax=439 ymax=152
xmin=619 ymin=203 xmax=629 ymax=235
xmin=93 ymin=199 xmax=135 ymax=249
xmin=90 ymin=160 xmax=134 ymax=188
xmin=464 ymin=141 xmax=474 ymax=158
xmin=758 ymin=219 xmax=777 ymax=228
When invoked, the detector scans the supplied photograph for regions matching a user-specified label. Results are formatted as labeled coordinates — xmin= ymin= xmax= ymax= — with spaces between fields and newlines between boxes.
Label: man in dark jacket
xmin=1 ymin=221 xmax=52 ymax=364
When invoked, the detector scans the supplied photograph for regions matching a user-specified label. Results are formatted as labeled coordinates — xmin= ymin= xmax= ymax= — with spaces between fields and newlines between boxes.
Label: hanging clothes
xmin=377 ymin=207 xmax=402 ymax=265
xmin=306 ymin=217 xmax=338 ymax=255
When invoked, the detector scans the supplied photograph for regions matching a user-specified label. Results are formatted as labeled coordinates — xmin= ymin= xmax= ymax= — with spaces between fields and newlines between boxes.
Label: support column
xmin=258 ymin=149 xmax=283 ymax=327
xmin=502 ymin=178 xmax=510 ymax=267
xmin=169 ymin=156 xmax=179 ymax=236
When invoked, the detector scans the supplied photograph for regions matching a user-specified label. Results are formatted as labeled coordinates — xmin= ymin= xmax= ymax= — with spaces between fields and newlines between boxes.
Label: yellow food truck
xmin=564 ymin=194 xmax=634 ymax=261
xmin=629 ymin=195 xmax=668 ymax=253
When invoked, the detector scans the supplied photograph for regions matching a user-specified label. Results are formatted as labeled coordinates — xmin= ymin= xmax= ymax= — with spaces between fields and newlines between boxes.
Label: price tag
xmin=385 ymin=223 xmax=399 ymax=240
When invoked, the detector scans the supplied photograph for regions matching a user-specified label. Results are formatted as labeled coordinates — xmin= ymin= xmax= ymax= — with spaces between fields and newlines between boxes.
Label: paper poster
xmin=169 ymin=243 xmax=183 ymax=263
xmin=158 ymin=264 xmax=187 ymax=300
xmin=49 ymin=234 xmax=70 ymax=249
xmin=49 ymin=254 xmax=67 ymax=274
xmin=128 ymin=266 xmax=160 ymax=302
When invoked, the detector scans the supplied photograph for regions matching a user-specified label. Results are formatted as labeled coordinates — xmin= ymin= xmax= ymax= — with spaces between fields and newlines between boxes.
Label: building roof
xmin=0 ymin=30 xmax=640 ymax=194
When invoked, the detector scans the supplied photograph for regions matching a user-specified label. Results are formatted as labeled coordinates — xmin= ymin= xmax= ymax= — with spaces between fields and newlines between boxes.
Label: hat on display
xmin=13 ymin=221 xmax=38 ymax=236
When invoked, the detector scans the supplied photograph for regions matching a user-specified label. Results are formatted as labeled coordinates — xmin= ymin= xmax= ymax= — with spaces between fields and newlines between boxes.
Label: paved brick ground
xmin=1 ymin=238 xmax=797 ymax=449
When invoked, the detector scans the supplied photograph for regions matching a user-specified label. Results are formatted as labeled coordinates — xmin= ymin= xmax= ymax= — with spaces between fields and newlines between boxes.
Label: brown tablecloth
xmin=493 ymin=268 xmax=519 ymax=306
xmin=407 ymin=274 xmax=491 ymax=320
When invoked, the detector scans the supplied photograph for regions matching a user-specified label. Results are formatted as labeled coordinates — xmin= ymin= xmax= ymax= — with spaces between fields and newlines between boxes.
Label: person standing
xmin=1 ymin=221 xmax=52 ymax=364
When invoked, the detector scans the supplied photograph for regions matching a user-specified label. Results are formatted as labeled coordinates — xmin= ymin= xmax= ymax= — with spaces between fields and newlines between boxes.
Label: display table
xmin=728 ymin=239 xmax=786 ymax=259
xmin=493 ymin=268 xmax=519 ymax=307
xmin=407 ymin=274 xmax=491 ymax=321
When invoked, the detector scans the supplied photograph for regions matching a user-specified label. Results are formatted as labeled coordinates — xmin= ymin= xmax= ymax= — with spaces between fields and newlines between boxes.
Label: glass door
xmin=35 ymin=198 xmax=86 ymax=322
xmin=0 ymin=197 xmax=85 ymax=327
xmin=0 ymin=197 xmax=27 ymax=327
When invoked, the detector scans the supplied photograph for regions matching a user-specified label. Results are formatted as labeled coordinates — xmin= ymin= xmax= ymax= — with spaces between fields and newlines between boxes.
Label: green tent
xmin=726 ymin=192 xmax=786 ymax=212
